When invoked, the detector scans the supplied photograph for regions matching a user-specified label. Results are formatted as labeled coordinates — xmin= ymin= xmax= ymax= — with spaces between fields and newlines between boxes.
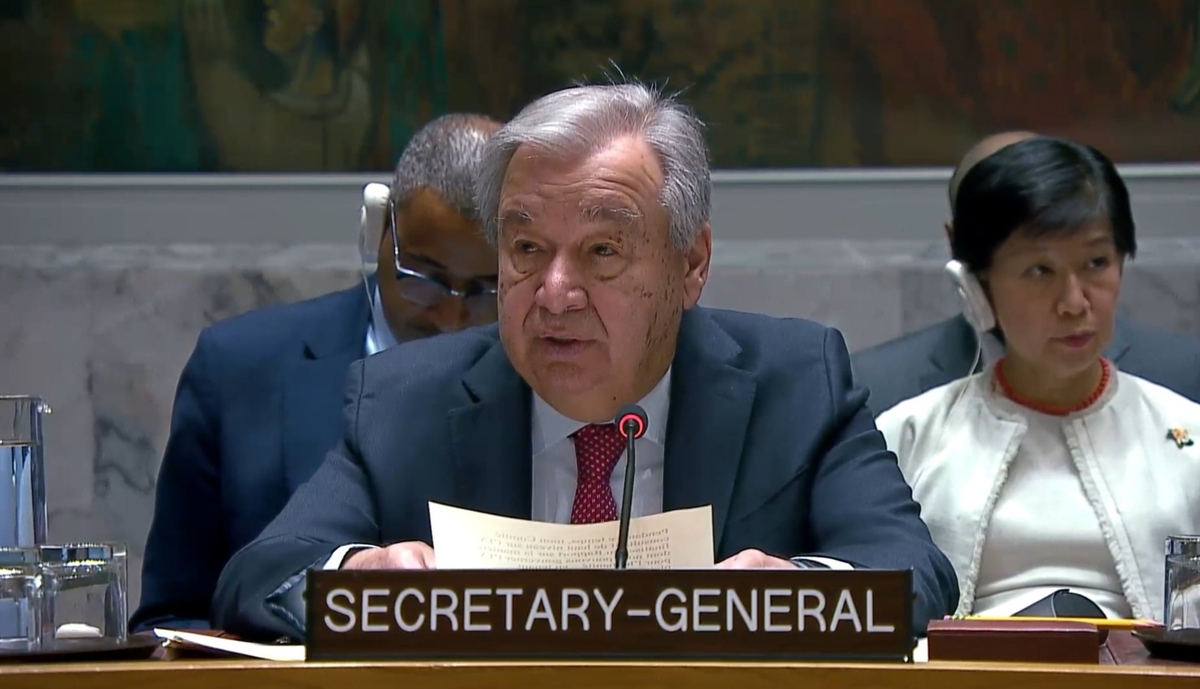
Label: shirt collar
xmin=531 ymin=368 xmax=672 ymax=454
xmin=364 ymin=284 xmax=400 ymax=356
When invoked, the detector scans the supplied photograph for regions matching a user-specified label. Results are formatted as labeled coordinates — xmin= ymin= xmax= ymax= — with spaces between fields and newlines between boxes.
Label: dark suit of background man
xmin=853 ymin=131 xmax=1200 ymax=415
xmin=131 ymin=114 xmax=503 ymax=632
xmin=212 ymin=82 xmax=959 ymax=641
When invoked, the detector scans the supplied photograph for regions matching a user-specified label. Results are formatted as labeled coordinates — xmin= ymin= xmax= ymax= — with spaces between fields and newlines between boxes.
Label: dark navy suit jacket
xmin=211 ymin=307 xmax=959 ymax=640
xmin=130 ymin=284 xmax=370 ymax=632
xmin=852 ymin=315 xmax=1200 ymax=416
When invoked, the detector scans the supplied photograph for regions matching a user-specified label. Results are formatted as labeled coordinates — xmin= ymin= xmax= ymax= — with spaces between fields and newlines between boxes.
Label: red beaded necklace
xmin=994 ymin=358 xmax=1111 ymax=416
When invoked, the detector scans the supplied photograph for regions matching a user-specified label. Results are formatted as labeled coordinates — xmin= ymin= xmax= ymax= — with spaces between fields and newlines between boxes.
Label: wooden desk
xmin=0 ymin=633 xmax=1194 ymax=688
xmin=1 ymin=658 xmax=1198 ymax=689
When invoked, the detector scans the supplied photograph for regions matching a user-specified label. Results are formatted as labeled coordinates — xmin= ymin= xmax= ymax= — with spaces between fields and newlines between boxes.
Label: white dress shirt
xmin=530 ymin=368 xmax=670 ymax=522
xmin=363 ymin=285 xmax=398 ymax=356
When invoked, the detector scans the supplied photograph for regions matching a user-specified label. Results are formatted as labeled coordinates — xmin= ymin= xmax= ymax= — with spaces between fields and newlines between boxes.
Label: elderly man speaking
xmin=212 ymin=83 xmax=958 ymax=640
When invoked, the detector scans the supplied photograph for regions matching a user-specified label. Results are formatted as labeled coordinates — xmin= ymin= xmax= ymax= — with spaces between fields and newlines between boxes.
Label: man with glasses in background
xmin=132 ymin=114 xmax=502 ymax=632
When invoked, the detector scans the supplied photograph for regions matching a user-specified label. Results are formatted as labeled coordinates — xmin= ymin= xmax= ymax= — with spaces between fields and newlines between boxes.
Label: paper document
xmin=429 ymin=502 xmax=714 ymax=569
xmin=913 ymin=637 xmax=928 ymax=663
xmin=154 ymin=628 xmax=306 ymax=662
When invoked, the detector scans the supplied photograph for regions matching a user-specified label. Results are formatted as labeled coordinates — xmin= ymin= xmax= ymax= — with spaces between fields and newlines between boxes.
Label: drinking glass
xmin=39 ymin=543 xmax=127 ymax=647
xmin=1165 ymin=535 xmax=1200 ymax=630
xmin=0 ymin=547 xmax=40 ymax=652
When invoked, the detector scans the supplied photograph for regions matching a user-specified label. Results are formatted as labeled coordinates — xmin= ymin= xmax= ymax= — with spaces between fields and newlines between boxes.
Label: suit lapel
xmin=920 ymin=315 xmax=979 ymax=392
xmin=448 ymin=336 xmax=533 ymax=520
xmin=282 ymin=284 xmax=372 ymax=492
xmin=663 ymin=309 xmax=756 ymax=553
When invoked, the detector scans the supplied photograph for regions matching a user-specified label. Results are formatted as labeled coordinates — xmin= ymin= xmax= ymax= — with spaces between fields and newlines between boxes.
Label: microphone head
xmin=615 ymin=404 xmax=648 ymax=440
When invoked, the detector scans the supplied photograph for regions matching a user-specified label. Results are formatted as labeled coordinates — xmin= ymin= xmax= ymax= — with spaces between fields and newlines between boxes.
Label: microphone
xmin=613 ymin=404 xmax=648 ymax=570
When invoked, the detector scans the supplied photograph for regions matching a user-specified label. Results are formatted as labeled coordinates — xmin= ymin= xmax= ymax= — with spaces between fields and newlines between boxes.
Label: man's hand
xmin=715 ymin=548 xmax=797 ymax=569
xmin=343 ymin=542 xmax=436 ymax=570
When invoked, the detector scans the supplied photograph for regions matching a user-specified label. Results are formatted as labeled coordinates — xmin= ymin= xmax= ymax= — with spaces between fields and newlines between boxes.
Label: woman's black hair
xmin=950 ymin=136 xmax=1136 ymax=273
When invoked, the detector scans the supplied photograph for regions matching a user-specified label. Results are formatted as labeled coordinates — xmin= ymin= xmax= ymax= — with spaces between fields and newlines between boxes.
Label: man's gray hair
xmin=477 ymin=83 xmax=711 ymax=249
xmin=392 ymin=113 xmax=501 ymax=219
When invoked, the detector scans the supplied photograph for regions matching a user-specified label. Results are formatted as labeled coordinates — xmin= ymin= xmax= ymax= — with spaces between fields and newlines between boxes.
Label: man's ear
xmin=943 ymin=219 xmax=954 ymax=242
xmin=682 ymin=223 xmax=712 ymax=309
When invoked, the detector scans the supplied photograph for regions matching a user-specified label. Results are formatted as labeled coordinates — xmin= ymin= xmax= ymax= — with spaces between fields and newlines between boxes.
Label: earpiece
xmin=358 ymin=182 xmax=391 ymax=266
xmin=945 ymin=259 xmax=996 ymax=333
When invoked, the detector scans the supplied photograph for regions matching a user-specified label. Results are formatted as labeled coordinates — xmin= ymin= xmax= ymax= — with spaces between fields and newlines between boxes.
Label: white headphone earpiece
xmin=358 ymin=182 xmax=391 ymax=267
xmin=945 ymin=259 xmax=996 ymax=333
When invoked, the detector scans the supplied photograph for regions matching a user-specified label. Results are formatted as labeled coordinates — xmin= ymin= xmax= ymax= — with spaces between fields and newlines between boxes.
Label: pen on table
xmin=962 ymin=616 xmax=1161 ymax=629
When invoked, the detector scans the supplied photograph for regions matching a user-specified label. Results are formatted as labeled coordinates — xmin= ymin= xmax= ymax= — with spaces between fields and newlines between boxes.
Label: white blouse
xmin=973 ymin=391 xmax=1128 ymax=617
xmin=878 ymin=366 xmax=1200 ymax=621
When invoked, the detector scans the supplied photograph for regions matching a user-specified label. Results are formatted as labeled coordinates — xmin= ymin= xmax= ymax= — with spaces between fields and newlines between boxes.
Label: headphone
xmin=944 ymin=259 xmax=996 ymax=333
xmin=358 ymin=182 xmax=391 ymax=267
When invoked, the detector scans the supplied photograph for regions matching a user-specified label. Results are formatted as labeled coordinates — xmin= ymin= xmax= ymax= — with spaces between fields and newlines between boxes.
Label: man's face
xmin=494 ymin=136 xmax=711 ymax=422
xmin=375 ymin=188 xmax=499 ymax=341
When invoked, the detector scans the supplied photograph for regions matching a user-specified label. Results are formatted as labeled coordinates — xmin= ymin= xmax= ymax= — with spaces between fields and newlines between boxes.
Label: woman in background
xmin=878 ymin=136 xmax=1200 ymax=621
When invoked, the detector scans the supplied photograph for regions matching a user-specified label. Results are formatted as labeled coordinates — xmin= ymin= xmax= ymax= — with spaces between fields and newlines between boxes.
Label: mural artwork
xmin=1 ymin=0 xmax=1198 ymax=171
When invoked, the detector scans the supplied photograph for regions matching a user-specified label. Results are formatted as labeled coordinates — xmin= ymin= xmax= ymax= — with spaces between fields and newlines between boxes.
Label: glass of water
xmin=39 ymin=543 xmax=127 ymax=647
xmin=0 ymin=396 xmax=50 ymax=548
xmin=0 ymin=547 xmax=40 ymax=652
xmin=1165 ymin=535 xmax=1200 ymax=630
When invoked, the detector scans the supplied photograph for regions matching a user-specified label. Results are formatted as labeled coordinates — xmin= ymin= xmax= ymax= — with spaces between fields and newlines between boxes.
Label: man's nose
xmin=535 ymin=254 xmax=587 ymax=315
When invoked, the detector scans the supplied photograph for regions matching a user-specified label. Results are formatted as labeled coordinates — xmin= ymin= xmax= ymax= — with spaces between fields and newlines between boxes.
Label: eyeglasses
xmin=389 ymin=202 xmax=498 ymax=318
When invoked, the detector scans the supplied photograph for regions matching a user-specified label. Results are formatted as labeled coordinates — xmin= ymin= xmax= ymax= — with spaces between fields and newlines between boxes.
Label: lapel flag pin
xmin=1167 ymin=428 xmax=1194 ymax=448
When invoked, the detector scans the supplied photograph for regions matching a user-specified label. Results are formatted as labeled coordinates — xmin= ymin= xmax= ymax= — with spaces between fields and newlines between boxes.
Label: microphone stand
xmin=614 ymin=419 xmax=638 ymax=569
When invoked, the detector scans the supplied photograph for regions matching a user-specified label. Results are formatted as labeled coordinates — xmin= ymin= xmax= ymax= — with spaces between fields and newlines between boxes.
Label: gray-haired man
xmin=132 ymin=114 xmax=501 ymax=632
xmin=212 ymin=83 xmax=958 ymax=640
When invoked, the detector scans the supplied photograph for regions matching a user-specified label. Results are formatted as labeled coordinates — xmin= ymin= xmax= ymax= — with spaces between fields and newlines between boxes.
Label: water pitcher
xmin=0 ymin=396 xmax=49 ymax=548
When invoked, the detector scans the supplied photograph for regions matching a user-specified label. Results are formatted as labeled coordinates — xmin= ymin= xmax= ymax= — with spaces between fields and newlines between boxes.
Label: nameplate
xmin=306 ymin=569 xmax=914 ymax=661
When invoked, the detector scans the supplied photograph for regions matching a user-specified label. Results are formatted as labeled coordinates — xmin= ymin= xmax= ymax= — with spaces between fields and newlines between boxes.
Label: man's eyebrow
xmin=580 ymin=205 xmax=643 ymax=224
xmin=498 ymin=207 xmax=533 ymax=225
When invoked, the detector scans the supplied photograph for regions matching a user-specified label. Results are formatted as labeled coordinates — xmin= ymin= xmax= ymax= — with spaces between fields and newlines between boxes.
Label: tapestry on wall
xmin=1 ymin=0 xmax=1198 ymax=171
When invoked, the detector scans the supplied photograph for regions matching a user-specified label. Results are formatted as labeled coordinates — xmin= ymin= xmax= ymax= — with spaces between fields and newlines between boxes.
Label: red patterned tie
xmin=570 ymin=423 xmax=625 ymax=524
